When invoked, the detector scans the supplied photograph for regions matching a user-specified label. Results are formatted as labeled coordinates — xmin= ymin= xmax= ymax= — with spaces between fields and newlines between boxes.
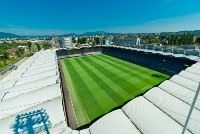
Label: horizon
xmin=2 ymin=29 xmax=200 ymax=37
xmin=0 ymin=0 xmax=200 ymax=35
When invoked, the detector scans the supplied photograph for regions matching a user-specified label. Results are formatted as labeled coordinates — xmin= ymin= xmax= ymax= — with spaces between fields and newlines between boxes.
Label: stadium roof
xmin=112 ymin=45 xmax=200 ymax=61
xmin=0 ymin=49 xmax=68 ymax=134
xmin=0 ymin=48 xmax=200 ymax=134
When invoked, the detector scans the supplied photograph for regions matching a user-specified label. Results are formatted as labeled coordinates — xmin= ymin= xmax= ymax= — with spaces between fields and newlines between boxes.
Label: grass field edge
xmin=61 ymin=59 xmax=90 ymax=126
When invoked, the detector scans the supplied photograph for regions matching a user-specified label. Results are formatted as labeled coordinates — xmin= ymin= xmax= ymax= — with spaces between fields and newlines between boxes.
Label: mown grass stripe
xmin=61 ymin=60 xmax=89 ymax=126
xmin=75 ymin=57 xmax=125 ymax=105
xmin=73 ymin=58 xmax=118 ymax=113
xmin=94 ymin=55 xmax=163 ymax=85
xmin=87 ymin=56 xmax=147 ymax=91
xmin=78 ymin=57 xmax=132 ymax=100
xmin=100 ymin=54 xmax=169 ymax=79
xmin=83 ymin=56 xmax=141 ymax=98
xmin=67 ymin=59 xmax=107 ymax=121
xmin=99 ymin=54 xmax=169 ymax=81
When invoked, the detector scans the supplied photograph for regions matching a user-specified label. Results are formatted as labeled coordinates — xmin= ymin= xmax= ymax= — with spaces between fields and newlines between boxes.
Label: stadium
xmin=1 ymin=46 xmax=200 ymax=134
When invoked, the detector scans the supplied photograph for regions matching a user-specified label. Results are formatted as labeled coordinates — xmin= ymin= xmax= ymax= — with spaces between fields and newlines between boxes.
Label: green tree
xmin=82 ymin=37 xmax=87 ymax=44
xmin=43 ymin=42 xmax=51 ymax=50
xmin=16 ymin=50 xmax=22 ymax=57
xmin=27 ymin=42 xmax=32 ymax=48
xmin=187 ymin=33 xmax=194 ymax=44
xmin=1 ymin=51 xmax=9 ymax=59
xmin=78 ymin=37 xmax=87 ymax=44
xmin=36 ymin=43 xmax=41 ymax=51
xmin=72 ymin=37 xmax=76 ymax=43
xmin=173 ymin=35 xmax=177 ymax=45
xmin=94 ymin=37 xmax=100 ymax=45
xmin=168 ymin=35 xmax=174 ymax=45
xmin=195 ymin=38 xmax=200 ymax=44
xmin=152 ymin=38 xmax=160 ymax=43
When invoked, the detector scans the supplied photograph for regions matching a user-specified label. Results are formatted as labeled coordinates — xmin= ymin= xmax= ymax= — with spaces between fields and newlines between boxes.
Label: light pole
xmin=182 ymin=83 xmax=200 ymax=134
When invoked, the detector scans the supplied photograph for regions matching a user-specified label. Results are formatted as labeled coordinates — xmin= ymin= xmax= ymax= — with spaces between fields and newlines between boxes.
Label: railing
xmin=0 ymin=65 xmax=17 ymax=75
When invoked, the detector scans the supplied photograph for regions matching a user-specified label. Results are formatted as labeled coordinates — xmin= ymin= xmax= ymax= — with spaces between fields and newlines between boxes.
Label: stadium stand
xmin=56 ymin=47 xmax=103 ymax=59
xmin=102 ymin=47 xmax=196 ymax=76
xmin=57 ymin=46 xmax=196 ymax=76
xmin=1 ymin=47 xmax=200 ymax=134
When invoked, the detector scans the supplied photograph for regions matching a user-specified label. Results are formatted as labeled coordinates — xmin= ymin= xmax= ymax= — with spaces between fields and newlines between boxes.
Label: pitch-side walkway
xmin=58 ymin=60 xmax=78 ymax=129
xmin=0 ymin=57 xmax=29 ymax=80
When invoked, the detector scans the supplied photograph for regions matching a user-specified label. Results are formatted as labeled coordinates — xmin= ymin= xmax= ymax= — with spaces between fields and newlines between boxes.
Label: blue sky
xmin=0 ymin=0 xmax=200 ymax=35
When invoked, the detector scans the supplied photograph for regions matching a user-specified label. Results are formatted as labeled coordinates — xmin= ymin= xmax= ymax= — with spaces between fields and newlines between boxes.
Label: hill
xmin=0 ymin=32 xmax=21 ymax=39
xmin=61 ymin=31 xmax=120 ymax=37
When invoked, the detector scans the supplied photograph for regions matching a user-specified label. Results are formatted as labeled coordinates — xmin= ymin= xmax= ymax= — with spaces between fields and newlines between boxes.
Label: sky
xmin=0 ymin=0 xmax=200 ymax=35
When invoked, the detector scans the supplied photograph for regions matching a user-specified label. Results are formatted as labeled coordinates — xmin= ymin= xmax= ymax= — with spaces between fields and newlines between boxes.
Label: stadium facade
xmin=1 ymin=46 xmax=200 ymax=134
xmin=112 ymin=37 xmax=143 ymax=47
xmin=59 ymin=37 xmax=73 ymax=49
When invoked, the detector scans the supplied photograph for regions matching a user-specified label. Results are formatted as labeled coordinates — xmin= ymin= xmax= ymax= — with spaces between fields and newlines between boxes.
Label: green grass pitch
xmin=61 ymin=54 xmax=170 ymax=127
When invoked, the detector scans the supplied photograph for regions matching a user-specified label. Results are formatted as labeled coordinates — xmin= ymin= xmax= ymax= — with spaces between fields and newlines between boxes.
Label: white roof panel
xmin=39 ymin=121 xmax=71 ymax=134
xmin=80 ymin=128 xmax=90 ymax=134
xmin=122 ymin=96 xmax=190 ymax=134
xmin=23 ymin=65 xmax=57 ymax=76
xmin=0 ymin=97 xmax=65 ymax=134
xmin=186 ymin=55 xmax=199 ymax=60
xmin=89 ymin=109 xmax=140 ymax=134
xmin=195 ymin=62 xmax=200 ymax=66
xmin=191 ymin=63 xmax=200 ymax=70
xmin=1 ymin=70 xmax=58 ymax=88
xmin=170 ymin=75 xmax=199 ymax=92
xmin=144 ymin=87 xmax=200 ymax=134
xmin=0 ymin=84 xmax=61 ymax=120
xmin=15 ymin=69 xmax=58 ymax=86
xmin=28 ymin=62 xmax=57 ymax=71
xmin=1 ymin=59 xmax=57 ymax=83
xmin=179 ymin=70 xmax=200 ymax=82
xmin=159 ymin=80 xmax=200 ymax=111
xmin=173 ymin=54 xmax=186 ymax=58
xmin=1 ymin=74 xmax=58 ymax=94
xmin=185 ymin=67 xmax=200 ymax=75
xmin=60 ymin=128 xmax=73 ymax=134
xmin=72 ymin=130 xmax=80 ymax=134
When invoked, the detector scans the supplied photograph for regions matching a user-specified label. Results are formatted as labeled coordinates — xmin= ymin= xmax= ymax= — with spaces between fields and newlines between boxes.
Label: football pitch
xmin=61 ymin=54 xmax=170 ymax=127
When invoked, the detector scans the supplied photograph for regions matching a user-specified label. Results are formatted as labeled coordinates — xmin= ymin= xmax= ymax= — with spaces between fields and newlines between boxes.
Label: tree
xmin=27 ymin=42 xmax=32 ymax=48
xmin=43 ymin=42 xmax=51 ymax=50
xmin=168 ymin=35 xmax=175 ymax=45
xmin=178 ymin=33 xmax=194 ymax=45
xmin=16 ymin=50 xmax=22 ymax=57
xmin=173 ymin=35 xmax=177 ymax=45
xmin=187 ymin=33 xmax=194 ymax=44
xmin=195 ymin=38 xmax=200 ymax=44
xmin=1 ymin=51 xmax=9 ymax=59
xmin=78 ymin=37 xmax=87 ymax=44
xmin=152 ymin=38 xmax=160 ymax=43
xmin=159 ymin=35 xmax=168 ymax=45
xmin=72 ymin=37 xmax=76 ymax=43
xmin=36 ymin=43 xmax=41 ymax=51
xmin=94 ymin=37 xmax=100 ymax=45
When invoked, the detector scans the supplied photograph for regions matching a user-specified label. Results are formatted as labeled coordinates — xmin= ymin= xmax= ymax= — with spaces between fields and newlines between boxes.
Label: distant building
xmin=30 ymin=40 xmax=44 ymax=44
xmin=112 ymin=37 xmax=143 ymax=47
xmin=104 ymin=40 xmax=110 ymax=46
xmin=59 ymin=37 xmax=73 ymax=49
xmin=18 ymin=46 xmax=29 ymax=51
xmin=80 ymin=44 xmax=91 ymax=48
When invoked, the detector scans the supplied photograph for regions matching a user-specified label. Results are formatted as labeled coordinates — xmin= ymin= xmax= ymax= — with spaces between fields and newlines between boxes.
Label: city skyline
xmin=0 ymin=0 xmax=200 ymax=35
